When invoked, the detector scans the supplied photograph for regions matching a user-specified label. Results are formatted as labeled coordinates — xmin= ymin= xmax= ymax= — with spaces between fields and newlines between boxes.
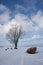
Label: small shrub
xmin=11 ymin=48 xmax=13 ymax=50
xmin=5 ymin=48 xmax=9 ymax=51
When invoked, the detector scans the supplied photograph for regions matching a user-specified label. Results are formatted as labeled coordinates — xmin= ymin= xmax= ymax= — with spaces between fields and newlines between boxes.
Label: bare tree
xmin=6 ymin=25 xmax=24 ymax=49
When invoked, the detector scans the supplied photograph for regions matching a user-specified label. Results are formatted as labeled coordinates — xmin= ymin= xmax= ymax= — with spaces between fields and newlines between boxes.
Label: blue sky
xmin=0 ymin=0 xmax=43 ymax=46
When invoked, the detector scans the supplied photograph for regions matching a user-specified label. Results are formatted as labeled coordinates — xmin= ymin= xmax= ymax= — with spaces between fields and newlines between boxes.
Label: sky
xmin=0 ymin=0 xmax=43 ymax=46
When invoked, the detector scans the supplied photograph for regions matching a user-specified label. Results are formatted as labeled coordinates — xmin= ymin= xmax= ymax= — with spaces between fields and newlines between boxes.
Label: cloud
xmin=14 ymin=13 xmax=34 ymax=32
xmin=0 ymin=4 xmax=43 ymax=46
xmin=14 ymin=0 xmax=43 ymax=15
xmin=32 ymin=35 xmax=43 ymax=39
xmin=14 ymin=4 xmax=27 ymax=14
xmin=32 ymin=11 xmax=43 ymax=31
xmin=23 ymin=0 xmax=38 ymax=11
xmin=0 ymin=4 xmax=11 ymax=24
xmin=0 ymin=5 xmax=43 ymax=37
xmin=0 ymin=13 xmax=34 ymax=36
xmin=0 ymin=4 xmax=43 ymax=38
xmin=21 ymin=34 xmax=43 ymax=40
xmin=15 ymin=4 xmax=25 ymax=11
xmin=14 ymin=3 xmax=36 ymax=15
xmin=0 ymin=20 xmax=18 ymax=36
xmin=0 ymin=4 xmax=34 ymax=36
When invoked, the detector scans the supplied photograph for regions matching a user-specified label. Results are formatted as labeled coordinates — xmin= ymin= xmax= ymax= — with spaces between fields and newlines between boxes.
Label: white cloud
xmin=32 ymin=35 xmax=43 ymax=39
xmin=14 ymin=3 xmax=36 ymax=14
xmin=15 ymin=4 xmax=25 ymax=11
xmin=14 ymin=13 xmax=34 ymax=32
xmin=0 ymin=4 xmax=34 ymax=36
xmin=19 ymin=35 xmax=43 ymax=44
xmin=0 ymin=21 xmax=17 ymax=36
xmin=0 ymin=4 xmax=11 ymax=24
xmin=0 ymin=13 xmax=34 ymax=36
xmin=0 ymin=4 xmax=43 ymax=41
xmin=0 ymin=4 xmax=43 ymax=45
xmin=32 ymin=11 xmax=43 ymax=31
xmin=1 ymin=5 xmax=43 ymax=37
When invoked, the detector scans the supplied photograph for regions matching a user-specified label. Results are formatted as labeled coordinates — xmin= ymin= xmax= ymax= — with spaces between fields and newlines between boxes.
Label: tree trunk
xmin=14 ymin=41 xmax=18 ymax=49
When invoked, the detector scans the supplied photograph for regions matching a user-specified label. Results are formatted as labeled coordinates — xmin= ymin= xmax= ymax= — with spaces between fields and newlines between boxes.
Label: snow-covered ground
xmin=0 ymin=46 xmax=43 ymax=65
